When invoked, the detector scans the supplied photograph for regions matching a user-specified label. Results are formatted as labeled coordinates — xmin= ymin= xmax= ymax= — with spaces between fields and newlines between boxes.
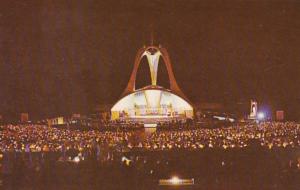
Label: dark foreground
xmin=1 ymin=147 xmax=300 ymax=190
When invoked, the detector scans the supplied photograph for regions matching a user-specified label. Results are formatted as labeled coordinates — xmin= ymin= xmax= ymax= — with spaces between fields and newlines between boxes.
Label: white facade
xmin=111 ymin=88 xmax=193 ymax=120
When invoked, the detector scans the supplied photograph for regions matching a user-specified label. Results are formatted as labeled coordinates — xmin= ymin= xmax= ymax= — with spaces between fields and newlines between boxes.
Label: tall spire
xmin=150 ymin=24 xmax=154 ymax=46
xmin=150 ymin=31 xmax=154 ymax=46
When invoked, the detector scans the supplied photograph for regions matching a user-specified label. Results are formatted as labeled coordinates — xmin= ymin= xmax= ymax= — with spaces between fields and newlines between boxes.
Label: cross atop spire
xmin=149 ymin=24 xmax=154 ymax=46
xmin=150 ymin=30 xmax=154 ymax=46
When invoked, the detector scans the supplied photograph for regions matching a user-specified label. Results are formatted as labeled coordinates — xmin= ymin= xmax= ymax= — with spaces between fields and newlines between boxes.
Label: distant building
xmin=47 ymin=117 xmax=65 ymax=127
xmin=20 ymin=113 xmax=29 ymax=123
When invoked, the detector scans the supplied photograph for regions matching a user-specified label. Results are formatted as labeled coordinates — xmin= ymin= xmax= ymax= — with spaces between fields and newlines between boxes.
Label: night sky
xmin=0 ymin=0 xmax=300 ymax=120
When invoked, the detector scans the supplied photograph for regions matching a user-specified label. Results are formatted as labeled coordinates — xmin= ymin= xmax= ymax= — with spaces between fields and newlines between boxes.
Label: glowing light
xmin=111 ymin=89 xmax=193 ymax=120
xmin=213 ymin=116 xmax=226 ymax=120
xmin=144 ymin=123 xmax=157 ymax=128
xmin=121 ymin=156 xmax=127 ymax=162
xmin=73 ymin=156 xmax=80 ymax=163
xmin=121 ymin=156 xmax=131 ymax=166
xmin=159 ymin=178 xmax=194 ymax=186
xmin=257 ymin=112 xmax=265 ymax=120
xmin=170 ymin=176 xmax=180 ymax=184
xmin=268 ymin=143 xmax=273 ymax=149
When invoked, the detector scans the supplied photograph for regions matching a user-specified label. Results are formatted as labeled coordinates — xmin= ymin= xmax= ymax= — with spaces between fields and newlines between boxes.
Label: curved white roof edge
xmin=111 ymin=88 xmax=193 ymax=112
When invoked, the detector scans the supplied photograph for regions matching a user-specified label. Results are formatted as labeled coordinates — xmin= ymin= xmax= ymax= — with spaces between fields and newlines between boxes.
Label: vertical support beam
xmin=121 ymin=47 xmax=146 ymax=96
xmin=159 ymin=47 xmax=188 ymax=100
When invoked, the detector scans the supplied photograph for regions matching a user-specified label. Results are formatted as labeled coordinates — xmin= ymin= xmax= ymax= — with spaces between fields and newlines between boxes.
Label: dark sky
xmin=0 ymin=0 xmax=300 ymax=120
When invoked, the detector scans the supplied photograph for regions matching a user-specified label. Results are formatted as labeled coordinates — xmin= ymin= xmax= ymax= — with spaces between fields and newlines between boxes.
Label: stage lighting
xmin=257 ymin=112 xmax=265 ymax=120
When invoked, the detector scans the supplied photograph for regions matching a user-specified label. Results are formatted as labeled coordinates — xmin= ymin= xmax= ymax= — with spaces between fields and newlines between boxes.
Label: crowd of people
xmin=142 ymin=122 xmax=300 ymax=150
xmin=1 ymin=122 xmax=300 ymax=189
xmin=1 ymin=122 xmax=300 ymax=154
xmin=0 ymin=124 xmax=132 ymax=154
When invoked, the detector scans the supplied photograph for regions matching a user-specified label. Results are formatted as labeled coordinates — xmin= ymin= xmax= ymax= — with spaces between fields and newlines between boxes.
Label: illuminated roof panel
xmin=111 ymin=88 xmax=193 ymax=112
